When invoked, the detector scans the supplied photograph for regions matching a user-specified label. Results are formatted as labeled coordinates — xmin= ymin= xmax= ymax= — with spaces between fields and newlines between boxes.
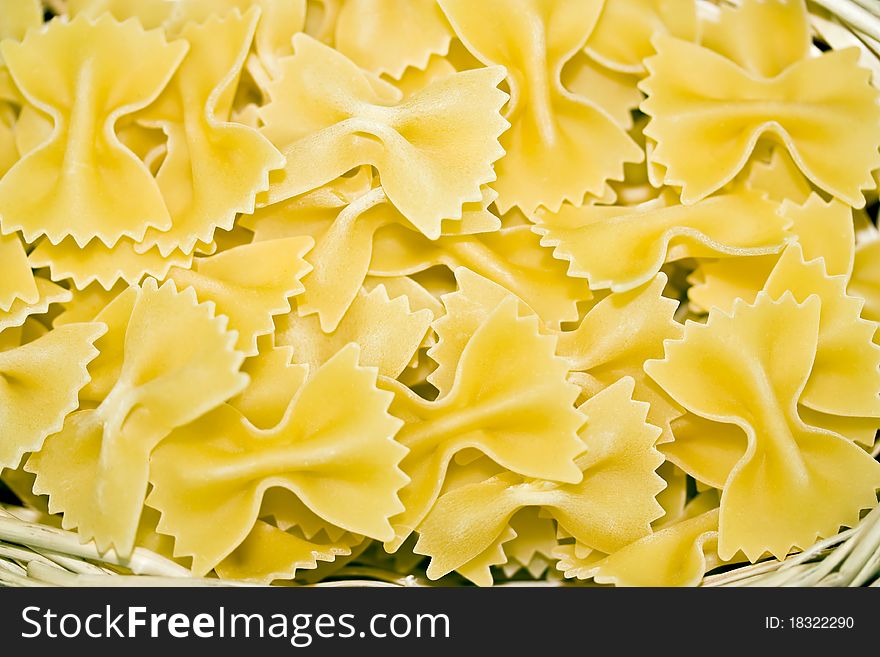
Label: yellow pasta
xmin=559 ymin=492 xmax=721 ymax=587
xmin=227 ymin=341 xmax=306 ymax=430
xmin=385 ymin=295 xmax=586 ymax=550
xmin=370 ymin=225 xmax=592 ymax=328
xmin=277 ymin=285 xmax=433 ymax=379
xmin=439 ymin=0 xmax=642 ymax=214
xmin=215 ymin=520 xmax=359 ymax=584
xmin=167 ymin=236 xmax=313 ymax=355
xmin=0 ymin=0 xmax=876 ymax=589
xmin=29 ymin=237 xmax=192 ymax=291
xmin=646 ymin=293 xmax=880 ymax=561
xmin=259 ymin=33 xmax=508 ymax=238
xmin=138 ymin=7 xmax=285 ymax=256
xmin=0 ymin=15 xmax=188 ymax=247
xmin=0 ymin=232 xmax=38 ymax=311
xmin=763 ymin=244 xmax=880 ymax=423
xmin=0 ymin=323 xmax=105 ymax=470
xmin=642 ymin=0 xmax=880 ymax=205
xmin=27 ymin=279 xmax=248 ymax=555
xmin=147 ymin=344 xmax=407 ymax=575
xmin=534 ymin=185 xmax=791 ymax=293
xmin=501 ymin=508 xmax=559 ymax=579
xmin=850 ymin=239 xmax=880 ymax=328
xmin=688 ymin=193 xmax=856 ymax=314
xmin=68 ymin=0 xmax=176 ymax=28
xmin=334 ymin=0 xmax=452 ymax=79
xmin=557 ymin=274 xmax=683 ymax=440
xmin=586 ymin=0 xmax=697 ymax=75
xmin=0 ymin=276 xmax=71 ymax=333
xmin=415 ymin=378 xmax=664 ymax=585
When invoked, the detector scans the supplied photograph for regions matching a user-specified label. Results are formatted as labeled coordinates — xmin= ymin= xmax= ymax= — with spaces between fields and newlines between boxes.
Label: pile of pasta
xmin=1 ymin=0 xmax=880 ymax=587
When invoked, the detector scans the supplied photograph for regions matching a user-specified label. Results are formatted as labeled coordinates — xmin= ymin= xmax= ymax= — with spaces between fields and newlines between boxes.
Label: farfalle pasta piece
xmin=229 ymin=342 xmax=308 ymax=430
xmin=700 ymin=0 xmax=809 ymax=80
xmin=663 ymin=414 xmax=746 ymax=490
xmin=261 ymin=488 xmax=351 ymax=543
xmin=147 ymin=344 xmax=407 ymax=575
xmin=0 ymin=0 xmax=41 ymax=41
xmin=0 ymin=105 xmax=16 ymax=176
xmin=388 ymin=54 xmax=457 ymax=98
xmin=646 ymin=293 xmax=880 ymax=561
xmin=29 ymin=237 xmax=192 ymax=291
xmin=426 ymin=267 xmax=531 ymax=399
xmin=27 ymin=279 xmax=248 ymax=555
xmin=849 ymin=239 xmax=880 ymax=327
xmin=364 ymin=275 xmax=445 ymax=320
xmin=0 ymin=15 xmax=188 ymax=247
xmin=439 ymin=0 xmax=642 ymax=214
xmin=303 ymin=0 xmax=341 ymax=44
xmin=137 ymin=8 xmax=285 ymax=255
xmin=641 ymin=0 xmax=880 ymax=206
xmin=561 ymin=52 xmax=643 ymax=129
xmin=334 ymin=0 xmax=452 ymax=79
xmin=241 ymin=167 xmax=374 ymax=242
xmin=370 ymin=225 xmax=591 ymax=328
xmin=743 ymin=148 xmax=812 ymax=204
xmin=0 ymin=232 xmax=38 ymax=312
xmin=557 ymin=274 xmax=683 ymax=438
xmin=427 ymin=267 xmax=681 ymax=437
xmin=215 ymin=520 xmax=357 ymax=583
xmin=292 ymin=187 xmax=393 ymax=332
xmin=53 ymin=282 xmax=126 ymax=327
xmin=584 ymin=0 xmax=697 ymax=74
xmin=562 ymin=492 xmax=721 ymax=587
xmin=0 ymin=276 xmax=71 ymax=333
xmin=593 ymin=509 xmax=719 ymax=587
xmin=68 ymin=0 xmax=176 ymax=29
xmin=502 ymin=507 xmax=559 ymax=577
xmin=259 ymin=180 xmax=499 ymax=332
xmin=534 ymin=186 xmax=790 ymax=293
xmin=276 ymin=284 xmax=432 ymax=379
xmin=0 ymin=318 xmax=47 ymax=353
xmin=259 ymin=33 xmax=508 ymax=239
xmin=653 ymin=461 xmax=688 ymax=527
xmin=0 ymin=323 xmax=105 ymax=470
xmin=0 ymin=0 xmax=40 ymax=116
xmin=167 ymin=236 xmax=313 ymax=356
xmin=688 ymin=194 xmax=855 ymax=314
xmin=384 ymin=297 xmax=586 ymax=550
xmin=248 ymin=0 xmax=307 ymax=77
xmin=763 ymin=244 xmax=880 ymax=434
xmin=165 ymin=1 xmax=306 ymax=79
xmin=414 ymin=378 xmax=664 ymax=584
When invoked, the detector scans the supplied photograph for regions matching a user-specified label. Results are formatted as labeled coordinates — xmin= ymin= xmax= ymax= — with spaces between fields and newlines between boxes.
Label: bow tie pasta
xmin=0 ymin=0 xmax=878 ymax=588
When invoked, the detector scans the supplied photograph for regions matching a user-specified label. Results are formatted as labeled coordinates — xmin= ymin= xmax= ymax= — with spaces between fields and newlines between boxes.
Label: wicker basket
xmin=0 ymin=0 xmax=878 ymax=588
